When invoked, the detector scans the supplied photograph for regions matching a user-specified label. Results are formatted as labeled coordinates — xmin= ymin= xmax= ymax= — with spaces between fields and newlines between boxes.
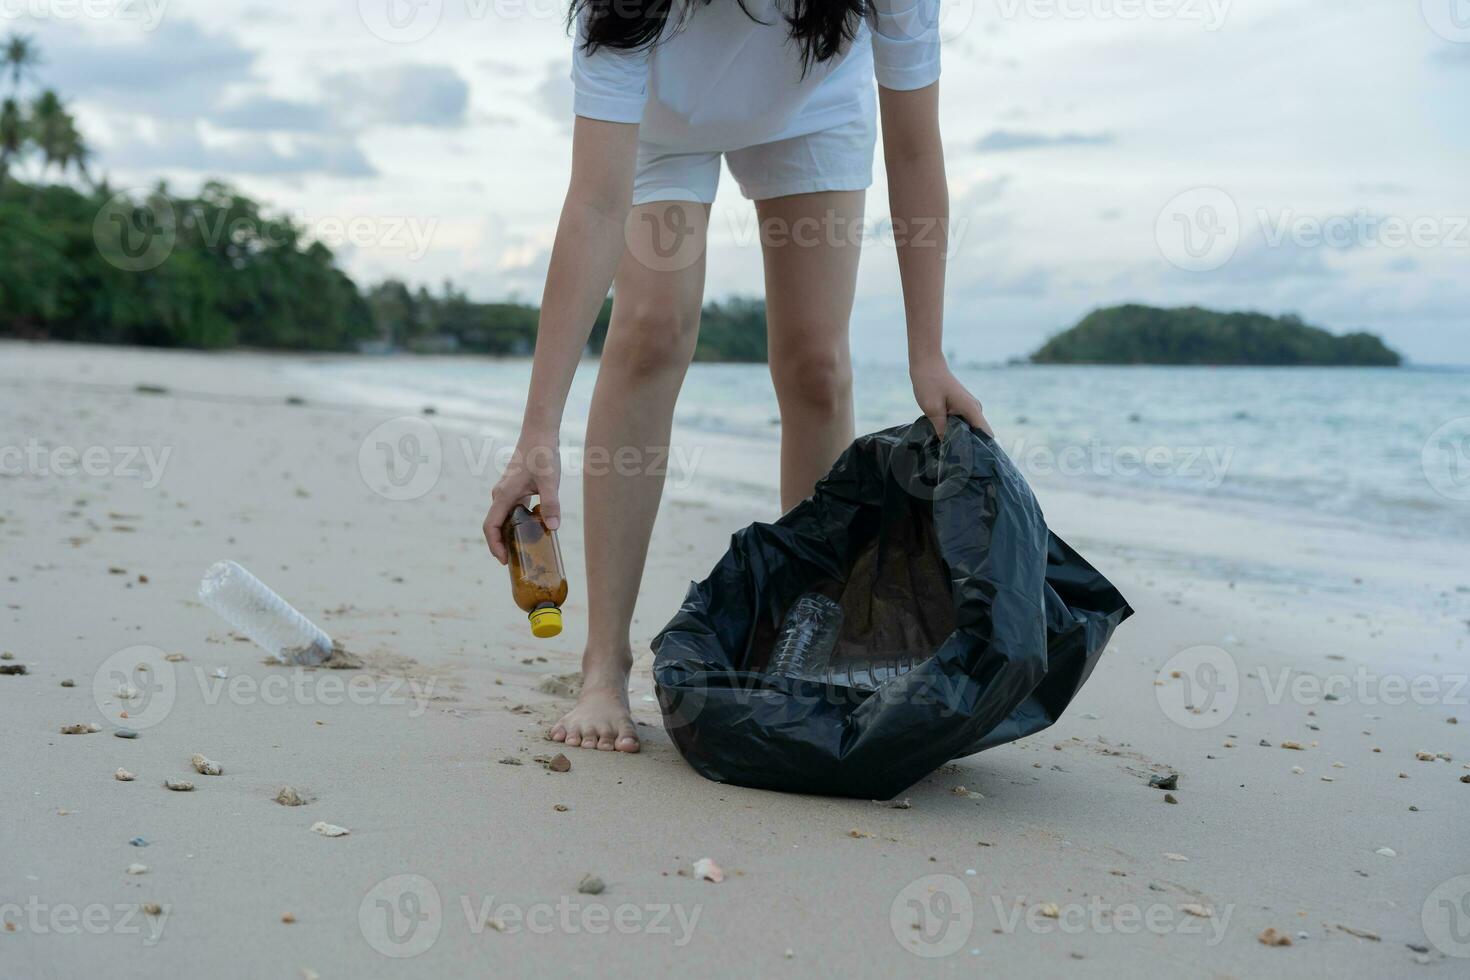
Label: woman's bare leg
xmin=757 ymin=191 xmax=865 ymax=510
xmin=550 ymin=200 xmax=710 ymax=752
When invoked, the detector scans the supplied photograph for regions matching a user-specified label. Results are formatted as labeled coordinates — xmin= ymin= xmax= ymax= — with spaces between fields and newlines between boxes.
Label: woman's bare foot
xmin=549 ymin=655 xmax=639 ymax=752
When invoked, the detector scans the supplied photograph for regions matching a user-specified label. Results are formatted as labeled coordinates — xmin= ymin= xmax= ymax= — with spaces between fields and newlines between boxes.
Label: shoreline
xmin=2 ymin=341 xmax=1466 ymax=976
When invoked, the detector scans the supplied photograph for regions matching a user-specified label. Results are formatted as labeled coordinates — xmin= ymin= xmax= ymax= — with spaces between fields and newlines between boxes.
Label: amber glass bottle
xmin=503 ymin=504 xmax=568 ymax=638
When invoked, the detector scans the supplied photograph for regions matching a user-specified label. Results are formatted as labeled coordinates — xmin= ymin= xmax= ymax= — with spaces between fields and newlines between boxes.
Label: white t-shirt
xmin=571 ymin=0 xmax=941 ymax=152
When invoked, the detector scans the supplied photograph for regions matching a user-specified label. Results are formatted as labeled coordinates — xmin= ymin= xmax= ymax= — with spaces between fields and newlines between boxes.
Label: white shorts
xmin=632 ymin=109 xmax=877 ymax=206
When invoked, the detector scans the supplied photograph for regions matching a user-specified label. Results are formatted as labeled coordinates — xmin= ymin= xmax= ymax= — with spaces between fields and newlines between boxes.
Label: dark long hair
xmin=572 ymin=0 xmax=866 ymax=74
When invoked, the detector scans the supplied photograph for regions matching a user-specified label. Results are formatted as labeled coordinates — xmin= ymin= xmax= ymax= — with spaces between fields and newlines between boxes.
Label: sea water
xmin=306 ymin=357 xmax=1470 ymax=545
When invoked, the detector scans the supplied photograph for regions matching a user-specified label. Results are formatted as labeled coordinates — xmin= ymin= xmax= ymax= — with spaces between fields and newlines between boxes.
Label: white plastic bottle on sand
xmin=199 ymin=560 xmax=332 ymax=666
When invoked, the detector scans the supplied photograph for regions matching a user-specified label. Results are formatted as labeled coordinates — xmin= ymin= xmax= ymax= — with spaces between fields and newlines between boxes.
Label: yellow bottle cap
xmin=529 ymin=606 xmax=563 ymax=639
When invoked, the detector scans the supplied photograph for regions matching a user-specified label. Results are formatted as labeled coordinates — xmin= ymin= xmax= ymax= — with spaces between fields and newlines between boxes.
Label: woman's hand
xmin=483 ymin=434 xmax=562 ymax=565
xmin=910 ymin=358 xmax=994 ymax=437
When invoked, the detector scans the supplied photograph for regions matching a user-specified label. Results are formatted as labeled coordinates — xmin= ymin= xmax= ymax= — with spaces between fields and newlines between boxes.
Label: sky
xmin=8 ymin=0 xmax=1469 ymax=364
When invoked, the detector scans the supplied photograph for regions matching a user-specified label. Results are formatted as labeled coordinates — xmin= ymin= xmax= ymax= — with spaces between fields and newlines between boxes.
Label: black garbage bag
xmin=651 ymin=417 xmax=1133 ymax=799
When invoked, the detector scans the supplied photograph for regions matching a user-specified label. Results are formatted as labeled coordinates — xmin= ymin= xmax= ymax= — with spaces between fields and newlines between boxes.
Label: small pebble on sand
xmin=115 ymin=768 xmax=135 ymax=781
xmin=60 ymin=723 xmax=100 ymax=734
xmin=190 ymin=754 xmax=222 ymax=776
xmin=694 ymin=858 xmax=724 ymax=883
xmin=310 ymin=821 xmax=349 ymax=837
xmin=114 ymin=728 xmax=138 ymax=739
xmin=126 ymin=863 xmax=148 ymax=875
xmin=548 ymin=754 xmax=572 ymax=773
xmin=281 ymin=913 xmax=296 ymax=924
xmin=164 ymin=779 xmax=194 ymax=792
xmin=1375 ymin=847 xmax=1396 ymax=857
xmin=142 ymin=903 xmax=162 ymax=916
xmin=577 ymin=874 xmax=605 ymax=895
xmin=274 ymin=786 xmax=307 ymax=806
xmin=1258 ymin=927 xmax=1292 ymax=947
xmin=1164 ymin=853 xmax=1189 ymax=862
xmin=59 ymin=679 xmax=75 ymax=687
xmin=553 ymin=804 xmax=568 ymax=812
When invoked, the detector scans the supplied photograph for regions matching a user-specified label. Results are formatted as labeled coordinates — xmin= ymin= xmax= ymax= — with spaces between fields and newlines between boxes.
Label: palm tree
xmin=0 ymin=96 xmax=24 ymax=186
xmin=3 ymin=33 xmax=40 ymax=95
xmin=30 ymin=89 xmax=67 ymax=184
xmin=58 ymin=121 xmax=93 ymax=188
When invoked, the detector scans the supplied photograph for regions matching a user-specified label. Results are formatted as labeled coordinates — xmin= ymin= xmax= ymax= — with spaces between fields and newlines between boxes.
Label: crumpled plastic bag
xmin=652 ymin=417 xmax=1133 ymax=799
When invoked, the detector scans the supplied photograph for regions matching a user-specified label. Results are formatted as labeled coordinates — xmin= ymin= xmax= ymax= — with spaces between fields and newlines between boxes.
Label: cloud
xmin=323 ymin=65 xmax=470 ymax=129
xmin=37 ymin=19 xmax=254 ymax=119
xmin=214 ymin=96 xmax=335 ymax=133
xmin=105 ymin=124 xmax=376 ymax=179
xmin=974 ymin=130 xmax=1115 ymax=153
xmin=1433 ymin=46 xmax=1470 ymax=67
xmin=534 ymin=60 xmax=574 ymax=130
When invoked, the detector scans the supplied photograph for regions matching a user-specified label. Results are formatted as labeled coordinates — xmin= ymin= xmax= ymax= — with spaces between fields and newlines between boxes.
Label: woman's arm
xmin=879 ymin=82 xmax=993 ymax=437
xmin=483 ymin=116 xmax=639 ymax=562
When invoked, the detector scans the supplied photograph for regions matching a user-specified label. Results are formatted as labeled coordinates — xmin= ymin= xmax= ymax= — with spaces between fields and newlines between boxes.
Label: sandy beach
xmin=2 ymin=340 xmax=1466 ymax=978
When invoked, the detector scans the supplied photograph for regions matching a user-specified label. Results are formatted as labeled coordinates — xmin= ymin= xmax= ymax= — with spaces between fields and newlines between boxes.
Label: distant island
xmin=1031 ymin=305 xmax=1401 ymax=366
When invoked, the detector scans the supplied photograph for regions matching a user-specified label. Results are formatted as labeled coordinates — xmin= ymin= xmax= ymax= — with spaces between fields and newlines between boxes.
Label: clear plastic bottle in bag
xmin=821 ymin=656 xmax=924 ymax=692
xmin=198 ymin=560 xmax=333 ymax=666
xmin=768 ymin=594 xmax=843 ymax=679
